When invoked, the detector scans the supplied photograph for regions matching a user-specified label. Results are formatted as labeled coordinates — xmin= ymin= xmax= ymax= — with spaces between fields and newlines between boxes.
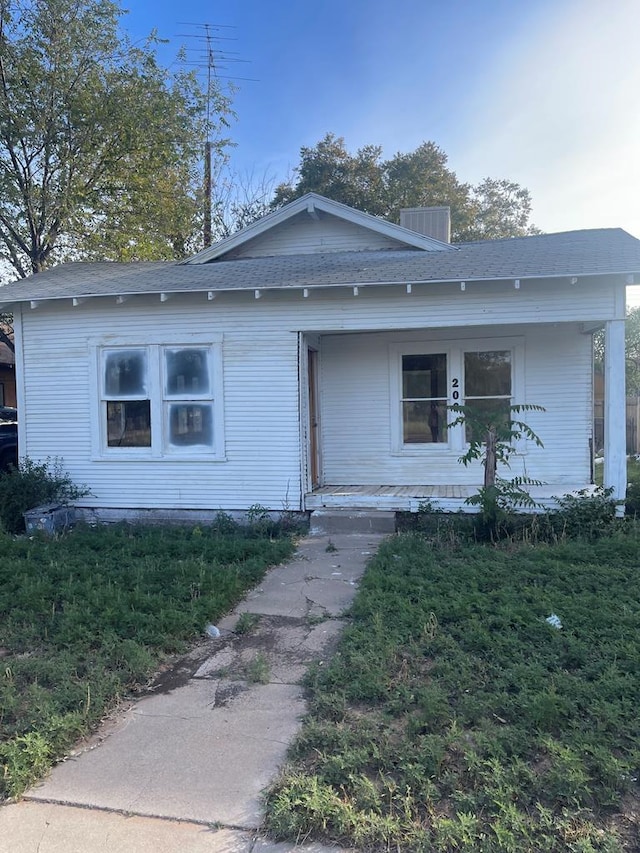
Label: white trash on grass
xmin=545 ymin=613 xmax=562 ymax=630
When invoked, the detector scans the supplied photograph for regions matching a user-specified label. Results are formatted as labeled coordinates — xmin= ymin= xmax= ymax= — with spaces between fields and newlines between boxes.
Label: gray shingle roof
xmin=1 ymin=228 xmax=639 ymax=305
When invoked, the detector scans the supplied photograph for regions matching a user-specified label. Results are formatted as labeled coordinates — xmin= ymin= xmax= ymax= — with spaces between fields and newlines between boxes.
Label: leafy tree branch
xmin=0 ymin=0 xmax=233 ymax=279
xmin=272 ymin=133 xmax=540 ymax=242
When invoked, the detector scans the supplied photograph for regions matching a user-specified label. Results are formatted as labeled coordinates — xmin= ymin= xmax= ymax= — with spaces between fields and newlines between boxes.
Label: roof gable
xmin=185 ymin=193 xmax=455 ymax=263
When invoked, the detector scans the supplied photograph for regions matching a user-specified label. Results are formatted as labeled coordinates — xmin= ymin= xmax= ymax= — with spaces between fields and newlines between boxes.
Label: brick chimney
xmin=400 ymin=206 xmax=451 ymax=243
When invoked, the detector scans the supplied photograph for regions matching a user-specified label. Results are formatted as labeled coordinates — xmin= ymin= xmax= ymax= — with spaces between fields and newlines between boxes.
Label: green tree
xmin=594 ymin=307 xmax=640 ymax=396
xmin=449 ymin=402 xmax=545 ymax=538
xmin=0 ymin=0 xmax=232 ymax=278
xmin=272 ymin=134 xmax=538 ymax=242
xmin=624 ymin=306 xmax=640 ymax=395
xmin=383 ymin=141 xmax=475 ymax=237
xmin=272 ymin=134 xmax=388 ymax=215
xmin=467 ymin=177 xmax=541 ymax=241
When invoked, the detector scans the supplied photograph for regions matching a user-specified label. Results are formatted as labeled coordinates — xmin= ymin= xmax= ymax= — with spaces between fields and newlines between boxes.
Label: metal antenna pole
xmin=175 ymin=22 xmax=254 ymax=249
xmin=203 ymin=24 xmax=213 ymax=248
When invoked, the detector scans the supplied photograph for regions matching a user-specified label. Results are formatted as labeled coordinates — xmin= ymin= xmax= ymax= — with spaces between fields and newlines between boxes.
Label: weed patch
xmin=0 ymin=457 xmax=89 ymax=533
xmin=245 ymin=652 xmax=270 ymax=684
xmin=235 ymin=612 xmax=261 ymax=635
xmin=0 ymin=521 xmax=294 ymax=800
xmin=265 ymin=530 xmax=640 ymax=851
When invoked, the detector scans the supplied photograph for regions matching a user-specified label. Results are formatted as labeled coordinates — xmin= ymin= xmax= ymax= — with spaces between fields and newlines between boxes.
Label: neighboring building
xmin=0 ymin=193 xmax=634 ymax=520
xmin=0 ymin=327 xmax=16 ymax=408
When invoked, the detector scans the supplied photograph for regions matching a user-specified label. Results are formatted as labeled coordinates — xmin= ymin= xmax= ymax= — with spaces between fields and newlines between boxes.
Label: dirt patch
xmin=213 ymin=680 xmax=247 ymax=707
xmin=607 ymin=790 xmax=640 ymax=850
xmin=142 ymin=615 xmax=344 ymax=696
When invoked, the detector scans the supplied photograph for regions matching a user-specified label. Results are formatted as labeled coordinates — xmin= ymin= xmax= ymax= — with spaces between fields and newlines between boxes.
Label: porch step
xmin=309 ymin=509 xmax=396 ymax=536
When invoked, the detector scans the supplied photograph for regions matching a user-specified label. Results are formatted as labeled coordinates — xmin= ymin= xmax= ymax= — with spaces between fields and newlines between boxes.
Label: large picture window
xmin=97 ymin=340 xmax=223 ymax=459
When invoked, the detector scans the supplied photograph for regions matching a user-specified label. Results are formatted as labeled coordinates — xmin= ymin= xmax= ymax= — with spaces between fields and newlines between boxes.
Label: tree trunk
xmin=484 ymin=428 xmax=497 ymax=488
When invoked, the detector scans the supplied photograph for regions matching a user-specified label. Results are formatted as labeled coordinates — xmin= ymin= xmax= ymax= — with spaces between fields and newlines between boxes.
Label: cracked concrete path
xmin=0 ymin=533 xmax=384 ymax=852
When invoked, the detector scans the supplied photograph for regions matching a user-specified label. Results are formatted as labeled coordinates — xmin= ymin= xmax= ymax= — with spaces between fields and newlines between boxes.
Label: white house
xmin=0 ymin=193 xmax=634 ymax=521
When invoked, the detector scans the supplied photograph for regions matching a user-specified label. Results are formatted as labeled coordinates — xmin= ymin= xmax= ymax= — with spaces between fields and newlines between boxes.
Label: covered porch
xmin=301 ymin=316 xmax=626 ymax=514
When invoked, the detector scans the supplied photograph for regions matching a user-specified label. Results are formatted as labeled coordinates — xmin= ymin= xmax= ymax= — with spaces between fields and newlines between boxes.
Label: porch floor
xmin=305 ymin=484 xmax=594 ymax=513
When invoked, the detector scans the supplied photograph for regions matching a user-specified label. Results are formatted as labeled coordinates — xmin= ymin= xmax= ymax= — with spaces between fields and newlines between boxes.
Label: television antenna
xmin=176 ymin=23 xmax=256 ymax=247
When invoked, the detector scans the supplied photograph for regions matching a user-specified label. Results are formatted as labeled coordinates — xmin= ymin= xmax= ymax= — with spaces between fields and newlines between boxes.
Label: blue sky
xmin=123 ymin=0 xmax=640 ymax=242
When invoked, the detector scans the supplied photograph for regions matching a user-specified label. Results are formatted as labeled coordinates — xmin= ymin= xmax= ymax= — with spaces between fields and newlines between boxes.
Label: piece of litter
xmin=205 ymin=624 xmax=220 ymax=638
xmin=545 ymin=614 xmax=562 ymax=630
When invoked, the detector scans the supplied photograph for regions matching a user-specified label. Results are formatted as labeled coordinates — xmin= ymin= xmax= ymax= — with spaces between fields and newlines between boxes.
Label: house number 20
xmin=452 ymin=377 xmax=459 ymax=400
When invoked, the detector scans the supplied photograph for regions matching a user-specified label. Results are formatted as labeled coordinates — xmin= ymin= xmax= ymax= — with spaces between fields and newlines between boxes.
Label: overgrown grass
xmin=266 ymin=530 xmax=640 ymax=851
xmin=625 ymin=456 xmax=640 ymax=516
xmin=0 ymin=520 xmax=295 ymax=800
xmin=592 ymin=456 xmax=640 ymax=517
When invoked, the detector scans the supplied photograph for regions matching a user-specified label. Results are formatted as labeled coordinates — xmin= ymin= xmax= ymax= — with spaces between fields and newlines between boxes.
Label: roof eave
xmin=1 ymin=269 xmax=634 ymax=310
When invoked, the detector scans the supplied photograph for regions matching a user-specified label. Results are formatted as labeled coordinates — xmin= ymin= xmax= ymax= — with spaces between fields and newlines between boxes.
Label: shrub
xmin=542 ymin=487 xmax=619 ymax=540
xmin=0 ymin=457 xmax=89 ymax=534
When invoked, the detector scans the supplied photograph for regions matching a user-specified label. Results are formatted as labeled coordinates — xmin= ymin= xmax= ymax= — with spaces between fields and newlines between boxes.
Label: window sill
xmin=391 ymin=445 xmax=455 ymax=456
xmin=91 ymin=453 xmax=228 ymax=463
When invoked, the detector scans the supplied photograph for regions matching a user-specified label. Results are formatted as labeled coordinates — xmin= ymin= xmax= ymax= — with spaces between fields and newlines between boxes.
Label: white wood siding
xmin=227 ymin=212 xmax=411 ymax=258
xmin=19 ymin=299 xmax=301 ymax=511
xmin=319 ymin=325 xmax=592 ymax=487
xmin=16 ymin=276 xmax=613 ymax=511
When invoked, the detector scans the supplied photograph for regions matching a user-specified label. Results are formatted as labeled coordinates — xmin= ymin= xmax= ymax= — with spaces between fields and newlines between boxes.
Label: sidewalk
xmin=0 ymin=533 xmax=384 ymax=853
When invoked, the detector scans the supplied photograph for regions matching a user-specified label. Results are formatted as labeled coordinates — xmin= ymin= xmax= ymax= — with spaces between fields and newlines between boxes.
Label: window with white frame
xmin=391 ymin=339 xmax=521 ymax=453
xmin=401 ymin=353 xmax=448 ymax=443
xmin=104 ymin=349 xmax=151 ymax=447
xmin=97 ymin=340 xmax=224 ymax=459
xmin=463 ymin=350 xmax=512 ymax=442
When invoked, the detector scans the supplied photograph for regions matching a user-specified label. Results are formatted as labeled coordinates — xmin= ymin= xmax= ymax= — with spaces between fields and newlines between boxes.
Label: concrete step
xmin=309 ymin=509 xmax=396 ymax=535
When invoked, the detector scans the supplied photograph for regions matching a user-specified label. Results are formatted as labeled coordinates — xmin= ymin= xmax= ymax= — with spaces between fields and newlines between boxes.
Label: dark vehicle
xmin=0 ymin=407 xmax=17 ymax=471
xmin=0 ymin=406 xmax=17 ymax=421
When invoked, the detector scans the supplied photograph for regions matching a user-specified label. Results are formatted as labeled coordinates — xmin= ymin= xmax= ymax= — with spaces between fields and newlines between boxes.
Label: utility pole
xmin=176 ymin=22 xmax=250 ymax=249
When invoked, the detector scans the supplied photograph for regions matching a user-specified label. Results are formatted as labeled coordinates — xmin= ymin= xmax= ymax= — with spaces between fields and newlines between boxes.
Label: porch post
xmin=603 ymin=318 xmax=626 ymax=513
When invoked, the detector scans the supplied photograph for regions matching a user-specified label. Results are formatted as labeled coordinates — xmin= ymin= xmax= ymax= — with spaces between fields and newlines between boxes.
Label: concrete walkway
xmin=0 ymin=533 xmax=384 ymax=852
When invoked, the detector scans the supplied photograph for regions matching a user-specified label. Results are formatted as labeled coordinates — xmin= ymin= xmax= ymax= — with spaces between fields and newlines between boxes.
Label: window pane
xmin=165 ymin=348 xmax=210 ymax=396
xmin=104 ymin=350 xmax=147 ymax=396
xmin=168 ymin=404 xmax=213 ymax=447
xmin=464 ymin=398 xmax=511 ymax=443
xmin=107 ymin=401 xmax=151 ymax=447
xmin=403 ymin=401 xmax=448 ymax=444
xmin=464 ymin=351 xmax=511 ymax=397
xmin=402 ymin=354 xmax=447 ymax=398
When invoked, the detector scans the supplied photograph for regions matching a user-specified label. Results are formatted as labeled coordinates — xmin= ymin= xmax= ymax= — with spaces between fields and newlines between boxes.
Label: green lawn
xmin=266 ymin=529 xmax=640 ymax=852
xmin=0 ymin=520 xmax=295 ymax=800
